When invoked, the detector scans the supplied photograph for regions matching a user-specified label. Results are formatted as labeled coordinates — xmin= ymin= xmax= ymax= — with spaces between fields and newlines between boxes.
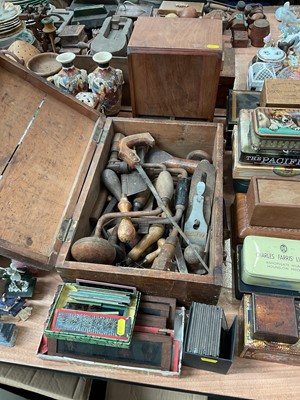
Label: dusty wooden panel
xmin=128 ymin=18 xmax=222 ymax=53
xmin=0 ymin=55 xmax=100 ymax=269
xmin=128 ymin=18 xmax=223 ymax=119
xmin=0 ymin=95 xmax=97 ymax=266
xmin=0 ymin=67 xmax=45 ymax=174
xmin=56 ymin=117 xmax=223 ymax=305
xmin=57 ymin=262 xmax=221 ymax=306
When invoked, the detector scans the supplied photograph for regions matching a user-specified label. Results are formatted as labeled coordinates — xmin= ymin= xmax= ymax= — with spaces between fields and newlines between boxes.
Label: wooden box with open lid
xmin=0 ymin=54 xmax=224 ymax=306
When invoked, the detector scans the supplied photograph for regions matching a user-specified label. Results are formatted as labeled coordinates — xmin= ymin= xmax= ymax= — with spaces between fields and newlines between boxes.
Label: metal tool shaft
xmin=135 ymin=164 xmax=209 ymax=273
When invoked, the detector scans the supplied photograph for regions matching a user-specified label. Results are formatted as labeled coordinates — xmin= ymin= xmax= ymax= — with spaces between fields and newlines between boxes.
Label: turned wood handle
xmin=144 ymin=238 xmax=166 ymax=264
xmin=155 ymin=170 xmax=174 ymax=204
xmin=117 ymin=196 xmax=136 ymax=243
xmin=152 ymin=230 xmax=178 ymax=271
xmin=102 ymin=169 xmax=122 ymax=201
xmin=127 ymin=224 xmax=165 ymax=262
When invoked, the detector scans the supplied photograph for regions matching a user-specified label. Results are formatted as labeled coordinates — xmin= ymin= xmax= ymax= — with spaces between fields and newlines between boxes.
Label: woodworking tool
xmin=118 ymin=133 xmax=209 ymax=273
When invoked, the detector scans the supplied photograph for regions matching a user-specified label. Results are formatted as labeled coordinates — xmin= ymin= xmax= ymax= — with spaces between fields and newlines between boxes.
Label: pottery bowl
xmin=26 ymin=52 xmax=62 ymax=77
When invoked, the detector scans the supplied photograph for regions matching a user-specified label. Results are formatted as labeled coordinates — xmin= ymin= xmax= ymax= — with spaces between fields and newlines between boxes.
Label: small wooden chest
xmin=127 ymin=17 xmax=223 ymax=120
xmin=0 ymin=55 xmax=224 ymax=306
xmin=246 ymin=176 xmax=300 ymax=230
xmin=260 ymin=79 xmax=300 ymax=108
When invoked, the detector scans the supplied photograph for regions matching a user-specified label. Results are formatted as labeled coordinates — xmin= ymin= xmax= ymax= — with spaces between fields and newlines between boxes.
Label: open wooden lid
xmin=0 ymin=55 xmax=101 ymax=270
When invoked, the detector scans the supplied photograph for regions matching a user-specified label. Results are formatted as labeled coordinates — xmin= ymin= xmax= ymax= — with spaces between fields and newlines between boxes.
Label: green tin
xmin=241 ymin=236 xmax=300 ymax=291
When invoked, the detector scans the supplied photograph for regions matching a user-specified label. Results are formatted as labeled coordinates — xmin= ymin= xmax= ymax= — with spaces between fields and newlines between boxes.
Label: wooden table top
xmin=0 ymin=270 xmax=299 ymax=400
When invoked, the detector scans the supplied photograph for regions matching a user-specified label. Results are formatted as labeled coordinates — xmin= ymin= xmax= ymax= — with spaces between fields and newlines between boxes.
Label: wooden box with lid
xmin=127 ymin=17 xmax=223 ymax=120
xmin=0 ymin=54 xmax=224 ymax=306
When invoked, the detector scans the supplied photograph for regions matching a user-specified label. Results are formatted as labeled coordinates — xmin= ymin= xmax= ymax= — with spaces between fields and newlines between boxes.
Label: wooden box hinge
xmin=93 ymin=126 xmax=105 ymax=144
xmin=57 ymin=218 xmax=77 ymax=242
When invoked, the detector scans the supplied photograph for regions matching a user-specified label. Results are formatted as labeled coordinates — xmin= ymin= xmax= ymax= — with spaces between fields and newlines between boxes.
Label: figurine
xmin=0 ymin=261 xmax=29 ymax=293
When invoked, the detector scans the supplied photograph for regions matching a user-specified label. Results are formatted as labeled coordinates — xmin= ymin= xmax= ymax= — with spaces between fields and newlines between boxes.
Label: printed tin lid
xmin=252 ymin=107 xmax=300 ymax=139
xmin=242 ymin=236 xmax=300 ymax=283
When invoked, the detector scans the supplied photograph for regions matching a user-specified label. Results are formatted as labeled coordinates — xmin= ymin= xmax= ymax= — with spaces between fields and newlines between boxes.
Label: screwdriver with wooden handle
xmin=118 ymin=132 xmax=210 ymax=273
xmin=125 ymin=169 xmax=174 ymax=264
xmin=102 ymin=169 xmax=136 ymax=243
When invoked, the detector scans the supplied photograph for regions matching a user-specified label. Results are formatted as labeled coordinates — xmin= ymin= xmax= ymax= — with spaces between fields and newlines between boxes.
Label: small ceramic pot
xmin=88 ymin=51 xmax=124 ymax=116
xmin=53 ymin=52 xmax=88 ymax=96
xmin=75 ymin=92 xmax=99 ymax=109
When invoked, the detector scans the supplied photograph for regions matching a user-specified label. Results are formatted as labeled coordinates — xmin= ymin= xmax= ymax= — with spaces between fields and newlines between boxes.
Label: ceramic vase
xmin=88 ymin=51 xmax=124 ymax=116
xmin=53 ymin=52 xmax=88 ymax=96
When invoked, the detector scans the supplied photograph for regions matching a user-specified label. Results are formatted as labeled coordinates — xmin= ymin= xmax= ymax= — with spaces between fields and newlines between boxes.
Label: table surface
xmin=2 ymin=8 xmax=300 ymax=400
xmin=1 ymin=270 xmax=300 ymax=400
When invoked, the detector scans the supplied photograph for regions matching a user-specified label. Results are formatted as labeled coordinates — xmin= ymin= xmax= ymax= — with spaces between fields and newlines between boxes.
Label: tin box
xmin=241 ymin=236 xmax=300 ymax=291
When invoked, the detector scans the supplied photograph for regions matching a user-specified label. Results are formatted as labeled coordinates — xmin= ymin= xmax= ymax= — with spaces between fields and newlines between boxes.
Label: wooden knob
xmin=71 ymin=236 xmax=116 ymax=264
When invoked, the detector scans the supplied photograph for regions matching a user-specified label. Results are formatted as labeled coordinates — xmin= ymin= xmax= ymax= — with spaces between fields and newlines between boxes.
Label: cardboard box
xmin=38 ymin=308 xmax=185 ymax=376
xmin=0 ymin=363 xmax=92 ymax=400
xmin=105 ymin=381 xmax=208 ymax=400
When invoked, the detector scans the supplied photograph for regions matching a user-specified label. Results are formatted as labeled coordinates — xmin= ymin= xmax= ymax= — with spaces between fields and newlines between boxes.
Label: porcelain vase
xmin=88 ymin=51 xmax=124 ymax=116
xmin=53 ymin=52 xmax=88 ymax=96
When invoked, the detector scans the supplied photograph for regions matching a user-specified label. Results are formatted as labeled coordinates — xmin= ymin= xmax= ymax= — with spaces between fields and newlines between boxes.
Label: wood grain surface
xmin=0 ymin=57 xmax=99 ymax=269
xmin=128 ymin=18 xmax=223 ymax=119
xmin=0 ymin=270 xmax=299 ymax=400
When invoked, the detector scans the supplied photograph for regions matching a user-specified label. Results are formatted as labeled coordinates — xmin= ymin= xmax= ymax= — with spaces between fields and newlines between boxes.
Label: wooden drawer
xmin=56 ymin=118 xmax=224 ymax=306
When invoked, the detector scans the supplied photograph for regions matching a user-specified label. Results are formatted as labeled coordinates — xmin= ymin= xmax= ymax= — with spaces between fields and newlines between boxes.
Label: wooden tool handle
xmin=102 ymin=169 xmax=122 ymax=201
xmin=117 ymin=196 xmax=136 ymax=243
xmin=152 ymin=230 xmax=178 ymax=271
xmin=155 ymin=170 xmax=174 ymax=203
xmin=127 ymin=224 xmax=165 ymax=262
xmin=138 ymin=239 xmax=166 ymax=268
xmin=163 ymin=158 xmax=200 ymax=174
xmin=133 ymin=188 xmax=151 ymax=211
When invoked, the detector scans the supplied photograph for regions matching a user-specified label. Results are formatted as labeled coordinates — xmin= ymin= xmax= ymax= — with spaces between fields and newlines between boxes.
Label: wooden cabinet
xmin=127 ymin=17 xmax=223 ymax=120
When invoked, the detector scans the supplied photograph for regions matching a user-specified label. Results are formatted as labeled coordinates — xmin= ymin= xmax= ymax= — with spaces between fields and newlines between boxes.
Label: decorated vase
xmin=88 ymin=51 xmax=124 ymax=116
xmin=53 ymin=52 xmax=88 ymax=96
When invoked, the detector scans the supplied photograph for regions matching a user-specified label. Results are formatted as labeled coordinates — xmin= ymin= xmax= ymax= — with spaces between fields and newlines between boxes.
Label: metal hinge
xmin=57 ymin=218 xmax=77 ymax=243
xmin=93 ymin=126 xmax=105 ymax=144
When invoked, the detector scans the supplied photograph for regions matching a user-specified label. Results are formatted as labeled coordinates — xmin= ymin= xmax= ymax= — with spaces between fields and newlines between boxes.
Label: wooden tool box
xmin=0 ymin=55 xmax=224 ymax=306
xmin=127 ymin=17 xmax=223 ymax=120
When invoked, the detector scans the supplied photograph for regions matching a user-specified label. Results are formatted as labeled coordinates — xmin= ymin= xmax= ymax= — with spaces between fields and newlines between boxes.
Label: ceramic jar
xmin=88 ymin=51 xmax=124 ymax=116
xmin=252 ymin=47 xmax=286 ymax=73
xmin=53 ymin=52 xmax=88 ymax=96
